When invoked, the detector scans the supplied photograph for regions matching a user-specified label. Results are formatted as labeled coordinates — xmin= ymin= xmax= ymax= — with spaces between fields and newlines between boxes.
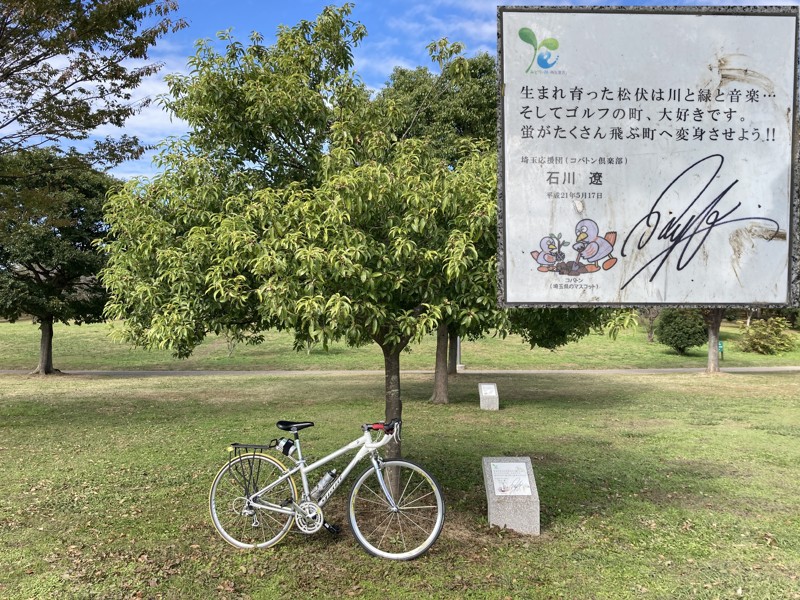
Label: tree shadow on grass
xmin=400 ymin=374 xmax=750 ymax=531
xmin=427 ymin=433 xmax=740 ymax=531
xmin=404 ymin=372 xmax=664 ymax=411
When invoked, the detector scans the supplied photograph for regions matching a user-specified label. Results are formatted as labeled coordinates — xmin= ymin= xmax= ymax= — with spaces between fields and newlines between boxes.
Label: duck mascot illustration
xmin=531 ymin=234 xmax=567 ymax=272
xmin=572 ymin=219 xmax=617 ymax=273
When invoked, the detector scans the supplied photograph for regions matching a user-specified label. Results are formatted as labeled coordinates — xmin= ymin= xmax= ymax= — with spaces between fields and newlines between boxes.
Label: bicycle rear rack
xmin=224 ymin=441 xmax=283 ymax=498
xmin=227 ymin=440 xmax=279 ymax=459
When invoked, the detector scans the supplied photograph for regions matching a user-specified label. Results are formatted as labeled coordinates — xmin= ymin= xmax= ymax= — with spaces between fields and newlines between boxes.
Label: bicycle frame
xmin=249 ymin=427 xmax=397 ymax=515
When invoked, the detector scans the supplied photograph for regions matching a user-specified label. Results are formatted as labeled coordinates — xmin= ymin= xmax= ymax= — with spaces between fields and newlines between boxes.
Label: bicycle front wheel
xmin=209 ymin=453 xmax=298 ymax=549
xmin=348 ymin=459 xmax=445 ymax=560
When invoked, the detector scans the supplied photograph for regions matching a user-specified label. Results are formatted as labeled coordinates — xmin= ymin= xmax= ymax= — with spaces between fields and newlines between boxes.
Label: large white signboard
xmin=499 ymin=7 xmax=798 ymax=305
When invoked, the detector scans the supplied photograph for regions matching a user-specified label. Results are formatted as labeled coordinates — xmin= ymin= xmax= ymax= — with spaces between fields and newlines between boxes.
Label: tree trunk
xmin=706 ymin=308 xmax=724 ymax=374
xmin=430 ymin=322 xmax=449 ymax=404
xmin=646 ymin=312 xmax=657 ymax=343
xmin=33 ymin=316 xmax=58 ymax=375
xmin=447 ymin=328 xmax=458 ymax=375
xmin=381 ymin=342 xmax=403 ymax=459
xmin=640 ymin=307 xmax=659 ymax=342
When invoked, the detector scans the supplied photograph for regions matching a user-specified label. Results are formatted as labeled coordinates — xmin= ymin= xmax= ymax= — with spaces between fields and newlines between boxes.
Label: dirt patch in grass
xmin=663 ymin=457 xmax=748 ymax=478
xmin=528 ymin=451 xmax=567 ymax=467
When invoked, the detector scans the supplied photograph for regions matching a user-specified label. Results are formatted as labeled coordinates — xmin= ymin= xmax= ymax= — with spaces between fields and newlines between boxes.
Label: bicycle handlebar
xmin=363 ymin=418 xmax=401 ymax=435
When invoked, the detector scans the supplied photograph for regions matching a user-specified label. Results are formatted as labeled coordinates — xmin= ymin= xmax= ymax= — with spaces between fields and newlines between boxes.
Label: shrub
xmin=724 ymin=309 xmax=741 ymax=322
xmin=738 ymin=317 xmax=796 ymax=355
xmin=775 ymin=308 xmax=799 ymax=328
xmin=654 ymin=308 xmax=707 ymax=355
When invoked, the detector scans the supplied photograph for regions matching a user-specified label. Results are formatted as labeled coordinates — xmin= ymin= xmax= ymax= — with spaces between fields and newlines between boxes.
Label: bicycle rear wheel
xmin=348 ymin=459 xmax=444 ymax=560
xmin=209 ymin=453 xmax=297 ymax=549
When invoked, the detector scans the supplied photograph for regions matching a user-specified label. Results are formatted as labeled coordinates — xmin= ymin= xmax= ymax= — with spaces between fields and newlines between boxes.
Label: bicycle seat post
xmin=290 ymin=428 xmax=304 ymax=463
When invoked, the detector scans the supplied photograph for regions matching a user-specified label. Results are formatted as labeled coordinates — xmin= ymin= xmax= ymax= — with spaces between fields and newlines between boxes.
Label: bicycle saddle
xmin=276 ymin=420 xmax=315 ymax=432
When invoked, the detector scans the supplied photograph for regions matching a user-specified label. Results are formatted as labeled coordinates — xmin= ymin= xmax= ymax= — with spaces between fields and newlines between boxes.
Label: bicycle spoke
xmin=355 ymin=485 xmax=390 ymax=507
xmin=394 ymin=512 xmax=408 ymax=552
xmin=398 ymin=477 xmax=426 ymax=504
xmin=397 ymin=509 xmax=437 ymax=534
xmin=370 ymin=512 xmax=396 ymax=545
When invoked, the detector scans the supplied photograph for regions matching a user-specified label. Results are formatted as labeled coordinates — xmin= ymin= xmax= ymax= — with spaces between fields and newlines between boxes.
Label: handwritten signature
xmin=620 ymin=154 xmax=780 ymax=290
xmin=498 ymin=478 xmax=530 ymax=494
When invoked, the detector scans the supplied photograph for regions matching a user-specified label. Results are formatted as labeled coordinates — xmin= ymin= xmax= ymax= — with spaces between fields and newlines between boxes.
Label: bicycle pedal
xmin=323 ymin=521 xmax=340 ymax=535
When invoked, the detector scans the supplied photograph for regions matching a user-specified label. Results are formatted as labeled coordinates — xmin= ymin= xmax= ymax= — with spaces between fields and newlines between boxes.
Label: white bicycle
xmin=209 ymin=419 xmax=445 ymax=560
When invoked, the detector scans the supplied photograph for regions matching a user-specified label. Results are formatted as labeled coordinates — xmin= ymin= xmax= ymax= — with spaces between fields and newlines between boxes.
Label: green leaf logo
xmin=519 ymin=27 xmax=538 ymax=49
xmin=519 ymin=27 xmax=559 ymax=72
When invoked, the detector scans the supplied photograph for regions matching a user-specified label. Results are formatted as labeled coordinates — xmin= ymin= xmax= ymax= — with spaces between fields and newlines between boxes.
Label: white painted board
xmin=499 ymin=8 xmax=797 ymax=305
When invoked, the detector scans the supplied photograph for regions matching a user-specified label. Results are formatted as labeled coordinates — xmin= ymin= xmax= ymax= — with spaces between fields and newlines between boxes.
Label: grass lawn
xmin=1 ymin=370 xmax=799 ymax=598
xmin=2 ymin=319 xmax=800 ymax=372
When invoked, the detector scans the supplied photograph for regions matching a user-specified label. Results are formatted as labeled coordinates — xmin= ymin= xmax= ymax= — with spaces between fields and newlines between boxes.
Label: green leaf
xmin=540 ymin=38 xmax=559 ymax=51
xmin=518 ymin=27 xmax=538 ymax=50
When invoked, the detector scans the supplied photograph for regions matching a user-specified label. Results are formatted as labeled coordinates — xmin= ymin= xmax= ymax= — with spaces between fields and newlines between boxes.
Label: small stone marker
xmin=479 ymin=383 xmax=499 ymax=410
xmin=482 ymin=456 xmax=540 ymax=535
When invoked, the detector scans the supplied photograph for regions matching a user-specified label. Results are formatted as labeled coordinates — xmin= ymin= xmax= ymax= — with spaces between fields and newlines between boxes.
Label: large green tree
xmin=0 ymin=149 xmax=118 ymax=374
xmin=104 ymin=124 xmax=494 ymax=459
xmin=0 ymin=0 xmax=184 ymax=163
xmin=104 ymin=136 xmax=494 ymax=458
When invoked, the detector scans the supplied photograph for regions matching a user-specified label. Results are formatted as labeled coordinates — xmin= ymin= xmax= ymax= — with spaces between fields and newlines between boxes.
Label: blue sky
xmin=107 ymin=0 xmax=800 ymax=178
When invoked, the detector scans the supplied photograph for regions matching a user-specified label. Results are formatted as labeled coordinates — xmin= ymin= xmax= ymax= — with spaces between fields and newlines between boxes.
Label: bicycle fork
xmin=371 ymin=456 xmax=399 ymax=512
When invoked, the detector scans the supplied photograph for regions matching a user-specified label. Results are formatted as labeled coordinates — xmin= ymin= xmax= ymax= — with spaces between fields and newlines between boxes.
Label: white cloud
xmin=91 ymin=73 xmax=188 ymax=144
xmin=108 ymin=154 xmax=160 ymax=180
xmin=384 ymin=1 xmax=500 ymax=59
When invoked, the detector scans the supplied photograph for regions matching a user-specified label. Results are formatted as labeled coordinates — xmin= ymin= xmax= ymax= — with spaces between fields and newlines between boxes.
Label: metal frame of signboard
xmin=497 ymin=5 xmax=800 ymax=308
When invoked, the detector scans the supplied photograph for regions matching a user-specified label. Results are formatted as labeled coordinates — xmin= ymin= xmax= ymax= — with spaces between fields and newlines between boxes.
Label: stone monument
xmin=479 ymin=383 xmax=499 ymax=410
xmin=482 ymin=456 xmax=540 ymax=535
